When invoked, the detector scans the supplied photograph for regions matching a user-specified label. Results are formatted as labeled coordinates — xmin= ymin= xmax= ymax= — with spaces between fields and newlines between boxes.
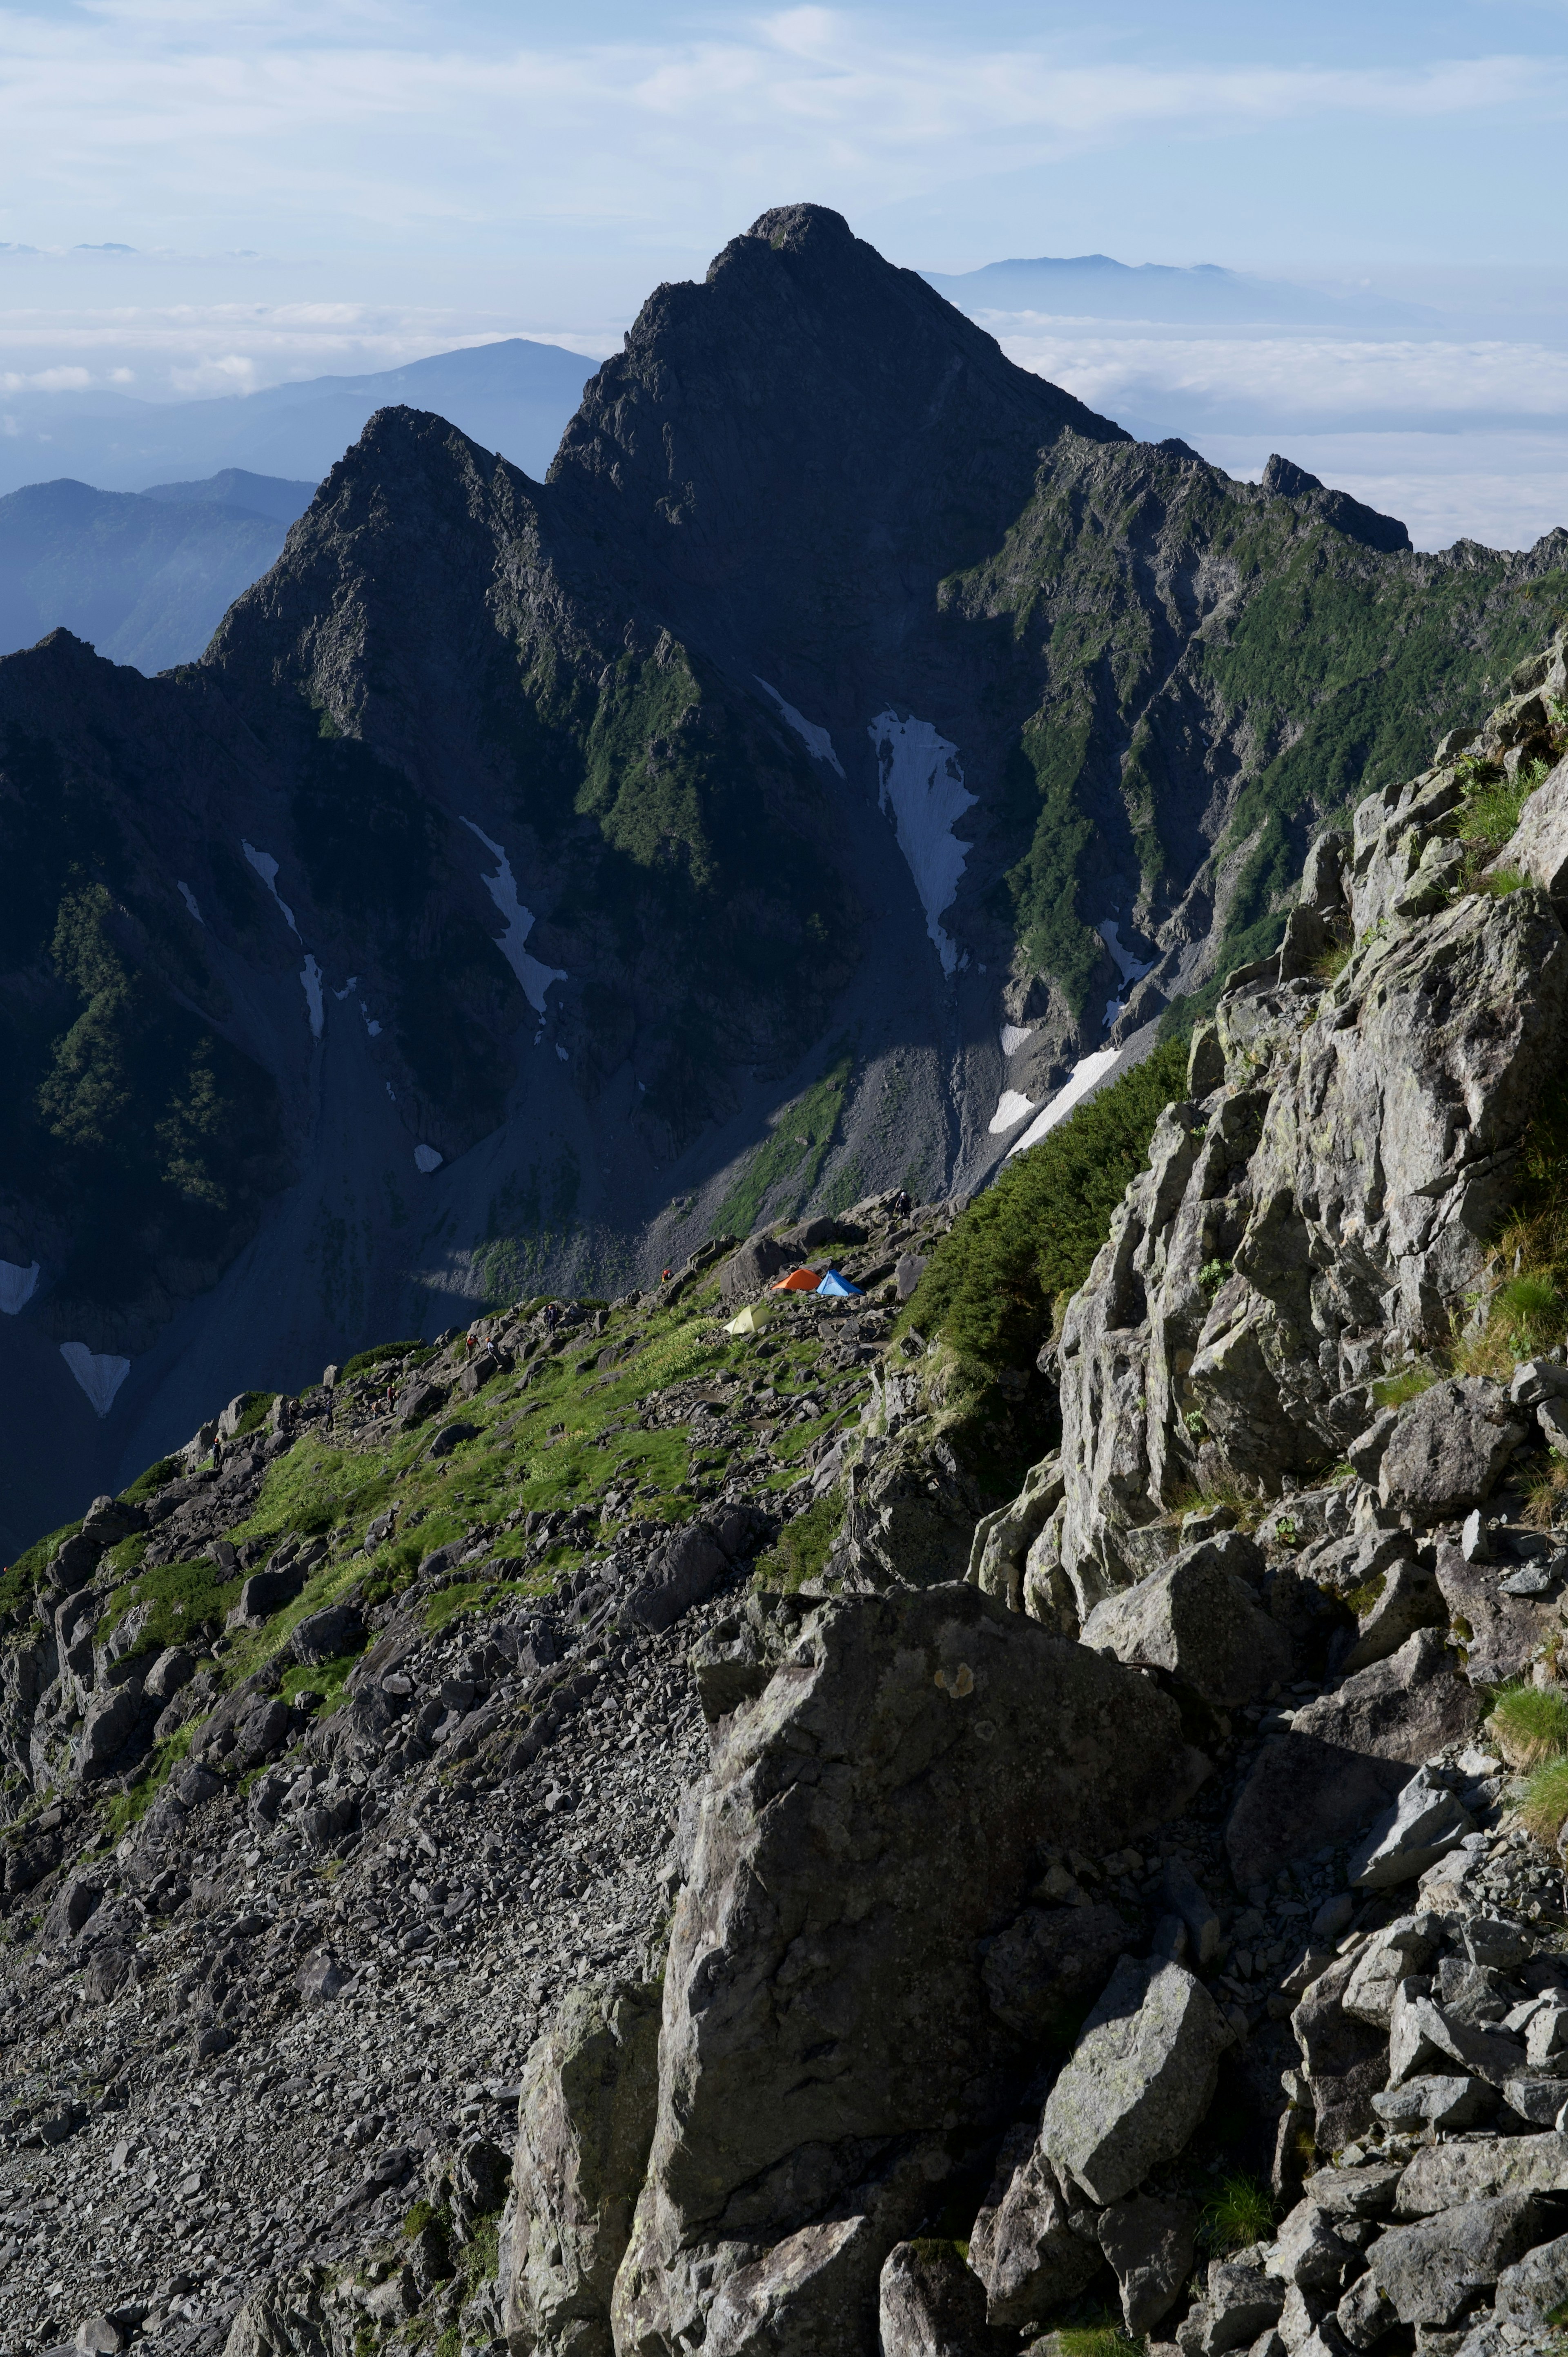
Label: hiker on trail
xmin=662 ymin=1268 xmax=671 ymax=1282
xmin=466 ymin=1333 xmax=476 ymax=1356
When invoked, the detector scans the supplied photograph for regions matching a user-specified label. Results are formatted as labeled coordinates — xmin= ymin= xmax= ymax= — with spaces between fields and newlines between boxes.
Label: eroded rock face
xmin=1027 ymin=847 xmax=1568 ymax=1617
xmin=610 ymin=1583 xmax=1208 ymax=2351
xmin=502 ymin=1978 xmax=662 ymax=2357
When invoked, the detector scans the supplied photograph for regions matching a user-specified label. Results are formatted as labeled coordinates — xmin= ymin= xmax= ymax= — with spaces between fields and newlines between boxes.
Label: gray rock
xmin=1162 ymin=1855 xmax=1223 ymax=1964
xmin=1079 ymin=1533 xmax=1290 ymax=1708
xmin=1225 ymin=1631 xmax=1480 ymax=1887
xmin=1493 ymin=2227 xmax=1568 ymax=2326
xmin=1291 ymin=1950 xmax=1390 ymax=2156
xmin=1041 ymin=1953 xmax=1231 ymax=2203
xmin=1510 ymin=1358 xmax=1568 ymax=1410
xmin=1394 ymin=2132 xmax=1568 ymax=2217
xmin=878 ymin=2239 xmax=996 ymax=2356
xmin=74 ymin=2320 xmax=123 ymax=2355
xmin=1491 ymin=754 xmax=1568 ymax=899
xmin=226 ymin=1565 xmax=307 ymax=1628
xmin=1367 ymin=2194 xmax=1540 ymax=2326
xmin=612 ymin=1584 xmax=1208 ymax=2343
xmin=969 ymin=1456 xmax=1064 ymax=1617
xmin=141 ymin=1646 xmax=196 ymax=1704
xmin=428 ymin=1419 xmax=480 ymax=1458
xmin=291 ymin=1604 xmax=362 ymax=1665
xmin=1271 ymin=2201 xmax=1359 ymax=2295
xmin=1502 ymin=2076 xmax=1568 ymax=2126
xmin=1096 ymin=2194 xmax=1198 ymax=2334
xmin=622 ymin=1521 xmax=733 ymax=1632
xmin=1177 ymin=2256 xmax=1285 ymax=2357
xmin=1339 ymin=1559 xmax=1445 ymax=1675
xmin=1303 ymin=2164 xmax=1401 ymax=2219
xmin=76 ymin=1684 xmax=143 ymax=1780
xmin=980 ymin=1903 xmax=1130 ymax=2043
xmin=895 ymin=1253 xmax=928 ymax=1302
xmin=1348 ymin=1767 xmax=1474 ymax=1888
xmin=1370 ymin=2076 xmax=1496 ymax=2130
xmin=1335 ymin=2270 xmax=1393 ymax=2352
xmin=719 ymin=1235 xmax=794 ymax=1305
xmin=968 ymin=2129 xmax=1100 ymax=2331
xmin=1342 ymin=1914 xmax=1444 ymax=2027
xmin=1378 ymin=1378 xmax=1525 ymax=1519
xmin=502 ymin=1977 xmax=661 ymax=2357
xmin=1434 ymin=1542 xmax=1557 ymax=1687
xmin=1463 ymin=1915 xmax=1537 ymax=1973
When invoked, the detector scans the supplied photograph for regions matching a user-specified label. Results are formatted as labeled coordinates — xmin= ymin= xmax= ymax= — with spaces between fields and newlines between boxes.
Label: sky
xmin=2 ymin=0 xmax=1568 ymax=545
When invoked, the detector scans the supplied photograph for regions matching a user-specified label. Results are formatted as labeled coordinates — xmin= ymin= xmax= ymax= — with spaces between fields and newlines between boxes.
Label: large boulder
xmin=1494 ymin=2228 xmax=1568 ymax=2327
xmin=1378 ymin=1378 xmax=1525 ymax=1519
xmin=610 ymin=1583 xmax=1209 ymax=2353
xmin=1040 ymin=1954 xmax=1231 ymax=2203
xmin=1434 ymin=1539 xmax=1559 ymax=1686
xmin=878 ymin=2239 xmax=1002 ymax=2356
xmin=624 ymin=1523 xmax=734 ymax=1633
xmin=1225 ymin=1630 xmax=1480 ymax=1887
xmin=967 ymin=2129 xmax=1100 ymax=2332
xmin=501 ymin=1977 xmax=662 ymax=2357
xmin=719 ymin=1235 xmax=795 ymax=1305
xmin=1079 ymin=1532 xmax=1291 ymax=1706
xmin=1366 ymin=2195 xmax=1540 ymax=2326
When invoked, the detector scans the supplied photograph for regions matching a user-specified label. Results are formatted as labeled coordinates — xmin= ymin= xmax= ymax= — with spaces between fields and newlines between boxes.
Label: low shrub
xmin=1372 ymin=1364 xmax=1439 ymax=1410
xmin=755 ymin=1493 xmax=843 ymax=1592
xmin=907 ymin=1035 xmax=1191 ymax=1373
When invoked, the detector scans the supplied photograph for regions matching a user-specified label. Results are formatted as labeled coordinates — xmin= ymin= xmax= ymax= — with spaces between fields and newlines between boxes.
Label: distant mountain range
xmin=3 ymin=206 xmax=1565 ymax=1551
xmin=0 ymin=337 xmax=597 ymax=498
xmin=0 ymin=470 xmax=314 ymax=672
xmin=921 ymin=252 xmax=1440 ymax=330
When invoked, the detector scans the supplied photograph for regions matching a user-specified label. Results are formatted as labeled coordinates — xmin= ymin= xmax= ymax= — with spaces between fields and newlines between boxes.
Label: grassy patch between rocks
xmin=1490 ymin=1681 xmax=1568 ymax=1770
xmin=1517 ymin=1758 xmax=1568 ymax=1847
xmin=1198 ymin=2171 xmax=1275 ymax=2254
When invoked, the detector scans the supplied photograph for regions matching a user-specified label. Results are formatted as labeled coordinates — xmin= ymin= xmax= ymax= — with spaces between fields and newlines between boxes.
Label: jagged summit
xmin=1 ymin=202 xmax=1564 ymax=1549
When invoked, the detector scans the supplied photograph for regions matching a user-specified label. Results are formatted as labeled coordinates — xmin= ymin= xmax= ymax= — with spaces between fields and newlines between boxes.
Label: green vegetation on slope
xmin=712 ymin=1042 xmax=855 ymax=1238
xmin=908 ymin=1035 xmax=1191 ymax=1372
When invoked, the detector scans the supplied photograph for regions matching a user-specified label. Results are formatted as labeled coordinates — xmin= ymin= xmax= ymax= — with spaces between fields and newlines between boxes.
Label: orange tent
xmin=768 ymin=1267 xmax=822 ymax=1292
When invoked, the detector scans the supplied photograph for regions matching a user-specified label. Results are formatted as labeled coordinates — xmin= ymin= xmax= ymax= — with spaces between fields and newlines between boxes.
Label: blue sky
xmin=3 ymin=0 xmax=1568 ymax=543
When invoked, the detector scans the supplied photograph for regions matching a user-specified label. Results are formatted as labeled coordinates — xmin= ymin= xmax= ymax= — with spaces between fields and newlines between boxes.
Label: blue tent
xmin=816 ymin=1267 xmax=863 ymax=1298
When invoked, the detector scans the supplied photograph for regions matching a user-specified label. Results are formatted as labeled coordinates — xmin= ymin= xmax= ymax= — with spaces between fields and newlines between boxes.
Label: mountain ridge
xmin=2 ymin=202 xmax=1566 ymax=1554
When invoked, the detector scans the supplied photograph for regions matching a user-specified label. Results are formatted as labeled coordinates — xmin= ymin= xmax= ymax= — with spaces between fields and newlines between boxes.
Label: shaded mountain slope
xmin=0 ymin=478 xmax=292 ymax=672
xmin=2 ymin=203 xmax=1566 ymax=1553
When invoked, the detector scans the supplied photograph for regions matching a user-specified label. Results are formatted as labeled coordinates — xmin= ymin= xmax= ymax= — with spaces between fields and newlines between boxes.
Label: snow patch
xmin=1001 ymin=1024 xmax=1035 ymax=1057
xmin=242 ymin=841 xmax=298 ymax=935
xmin=385 ymin=1083 xmax=396 ymax=1102
xmin=1007 ymin=1048 xmax=1123 ymax=1157
xmin=461 ymin=820 xmax=568 ymax=1015
xmin=988 ymin=1090 xmax=1038 ymax=1135
xmin=556 ymin=1044 xmax=569 ymax=1062
xmin=60 ymin=1341 xmax=130 ymax=1417
xmin=414 ymin=1144 xmax=443 ymax=1173
xmin=757 ymin=679 xmax=844 ymax=777
xmin=1097 ymin=918 xmax=1154 ymax=1028
xmin=364 ymin=1010 xmax=381 ymax=1038
xmin=301 ymin=954 xmax=324 ymax=1038
xmin=177 ymin=881 xmax=203 ymax=926
xmin=333 ymin=976 xmax=360 ymax=1001
xmin=866 ymin=711 xmax=978 ymax=976
xmin=0 ymin=1258 xmax=39 ymax=1315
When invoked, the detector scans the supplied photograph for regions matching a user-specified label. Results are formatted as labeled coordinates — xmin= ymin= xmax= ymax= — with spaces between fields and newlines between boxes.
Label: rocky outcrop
xmin=502 ymin=1978 xmax=662 ymax=2357
xmin=1030 ymin=815 xmax=1568 ymax=1617
xmin=609 ymin=1582 xmax=1208 ymax=2353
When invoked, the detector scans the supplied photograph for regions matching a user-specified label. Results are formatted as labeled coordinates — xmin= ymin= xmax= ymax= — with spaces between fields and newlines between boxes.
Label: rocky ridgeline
xmin=16 ymin=643 xmax=1568 ymax=2357
xmin=0 ymin=1191 xmax=973 ymax=2357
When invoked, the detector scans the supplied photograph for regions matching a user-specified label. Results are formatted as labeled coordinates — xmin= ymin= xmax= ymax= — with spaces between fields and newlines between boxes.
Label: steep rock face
xmin=609 ymin=1582 xmax=1207 ymax=2353
xmin=1037 ymin=795 xmax=1568 ymax=1616
xmin=5 ymin=203 xmax=1568 ymax=1548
